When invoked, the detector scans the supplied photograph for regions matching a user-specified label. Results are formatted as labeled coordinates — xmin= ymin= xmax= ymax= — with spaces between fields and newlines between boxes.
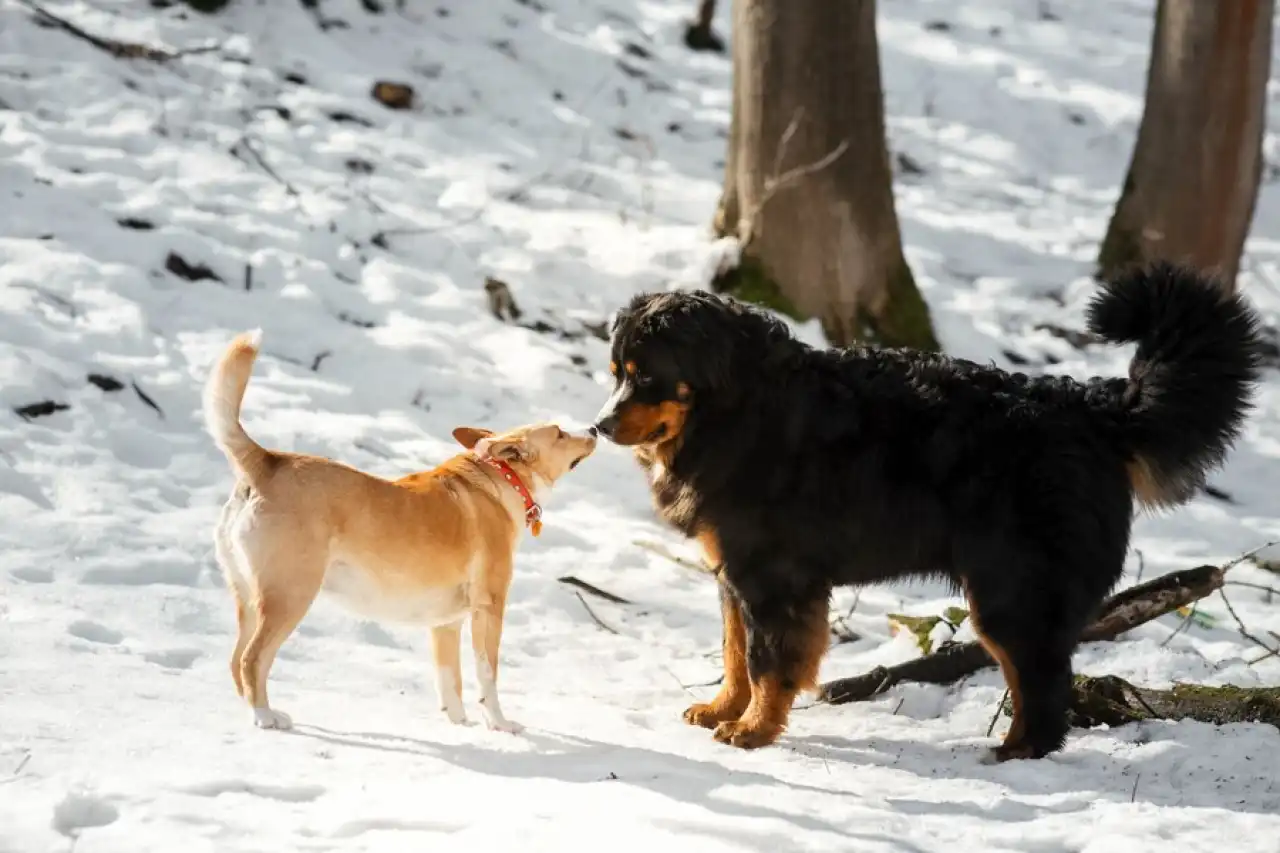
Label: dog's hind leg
xmin=712 ymin=583 xmax=830 ymax=749
xmin=214 ymin=498 xmax=254 ymax=698
xmin=430 ymin=622 xmax=467 ymax=725
xmin=964 ymin=574 xmax=1083 ymax=761
xmin=235 ymin=535 xmax=326 ymax=730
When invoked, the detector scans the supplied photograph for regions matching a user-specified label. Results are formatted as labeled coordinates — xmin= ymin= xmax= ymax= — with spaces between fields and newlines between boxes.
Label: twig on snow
xmin=1218 ymin=588 xmax=1280 ymax=665
xmin=1224 ymin=540 xmax=1280 ymax=571
xmin=986 ymin=689 xmax=1008 ymax=737
xmin=1160 ymin=601 xmax=1200 ymax=648
xmin=1227 ymin=580 xmax=1280 ymax=602
xmin=573 ymin=591 xmax=620 ymax=635
xmin=131 ymin=382 xmax=164 ymax=419
xmin=558 ymin=576 xmax=631 ymax=605
xmin=231 ymin=136 xmax=298 ymax=197
xmin=633 ymin=539 xmax=709 ymax=573
xmin=22 ymin=0 xmax=222 ymax=62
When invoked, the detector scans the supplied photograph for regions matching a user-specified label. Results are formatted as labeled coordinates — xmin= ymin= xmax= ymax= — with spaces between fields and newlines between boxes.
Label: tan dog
xmin=203 ymin=330 xmax=596 ymax=733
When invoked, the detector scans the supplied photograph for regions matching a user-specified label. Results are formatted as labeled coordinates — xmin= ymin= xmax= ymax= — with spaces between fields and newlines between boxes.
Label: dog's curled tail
xmin=1087 ymin=261 xmax=1263 ymax=509
xmin=203 ymin=329 xmax=275 ymax=486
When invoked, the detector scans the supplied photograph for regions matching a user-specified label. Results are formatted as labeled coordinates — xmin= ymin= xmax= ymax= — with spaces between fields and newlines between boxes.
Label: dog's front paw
xmin=252 ymin=707 xmax=293 ymax=730
xmin=442 ymin=706 xmax=469 ymax=726
xmin=485 ymin=717 xmax=525 ymax=734
xmin=683 ymin=702 xmax=743 ymax=729
xmin=711 ymin=719 xmax=780 ymax=750
xmin=982 ymin=742 xmax=1039 ymax=764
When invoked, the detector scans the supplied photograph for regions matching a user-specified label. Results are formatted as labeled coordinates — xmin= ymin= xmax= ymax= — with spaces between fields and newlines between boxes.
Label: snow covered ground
xmin=2 ymin=0 xmax=1279 ymax=849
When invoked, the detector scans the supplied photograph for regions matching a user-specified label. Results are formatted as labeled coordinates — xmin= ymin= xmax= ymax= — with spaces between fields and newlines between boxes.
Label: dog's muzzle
xmin=593 ymin=384 xmax=628 ymax=441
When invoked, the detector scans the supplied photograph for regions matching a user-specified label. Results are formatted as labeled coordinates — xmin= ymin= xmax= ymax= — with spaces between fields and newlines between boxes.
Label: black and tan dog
xmin=593 ymin=262 xmax=1261 ymax=760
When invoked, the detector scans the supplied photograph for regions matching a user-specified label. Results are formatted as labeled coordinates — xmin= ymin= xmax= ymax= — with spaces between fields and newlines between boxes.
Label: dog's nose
xmin=593 ymin=416 xmax=619 ymax=439
xmin=587 ymin=425 xmax=599 ymax=438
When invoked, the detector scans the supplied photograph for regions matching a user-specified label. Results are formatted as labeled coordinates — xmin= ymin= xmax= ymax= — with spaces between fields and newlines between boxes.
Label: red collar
xmin=481 ymin=456 xmax=543 ymax=536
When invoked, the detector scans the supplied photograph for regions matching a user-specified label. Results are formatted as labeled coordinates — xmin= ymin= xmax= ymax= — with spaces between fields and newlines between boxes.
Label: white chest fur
xmin=320 ymin=560 xmax=470 ymax=626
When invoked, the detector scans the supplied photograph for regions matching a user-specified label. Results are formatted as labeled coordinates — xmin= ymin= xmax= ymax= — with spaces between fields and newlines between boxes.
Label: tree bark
xmin=713 ymin=0 xmax=939 ymax=351
xmin=819 ymin=563 xmax=1225 ymax=704
xmin=1096 ymin=0 xmax=1274 ymax=291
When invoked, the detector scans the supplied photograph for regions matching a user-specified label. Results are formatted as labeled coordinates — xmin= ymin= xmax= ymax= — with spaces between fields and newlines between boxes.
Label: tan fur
xmin=1127 ymin=457 xmax=1175 ymax=509
xmin=682 ymin=572 xmax=750 ymax=730
xmin=708 ymin=600 xmax=828 ymax=749
xmin=204 ymin=330 xmax=596 ymax=732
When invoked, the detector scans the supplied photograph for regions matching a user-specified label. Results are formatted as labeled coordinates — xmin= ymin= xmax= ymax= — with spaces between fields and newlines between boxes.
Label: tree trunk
xmin=713 ymin=0 xmax=939 ymax=351
xmin=1096 ymin=0 xmax=1274 ymax=291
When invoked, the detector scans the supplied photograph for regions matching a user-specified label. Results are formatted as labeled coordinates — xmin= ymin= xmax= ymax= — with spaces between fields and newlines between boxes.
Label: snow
xmin=2 ymin=0 xmax=1279 ymax=850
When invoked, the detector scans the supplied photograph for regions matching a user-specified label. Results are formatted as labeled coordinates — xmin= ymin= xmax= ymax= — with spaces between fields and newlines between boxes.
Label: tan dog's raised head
xmin=452 ymin=423 xmax=597 ymax=487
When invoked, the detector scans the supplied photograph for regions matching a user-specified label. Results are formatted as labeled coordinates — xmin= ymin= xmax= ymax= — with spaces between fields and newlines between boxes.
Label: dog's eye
xmin=634 ymin=374 xmax=653 ymax=388
xmin=556 ymin=428 xmax=566 ymax=439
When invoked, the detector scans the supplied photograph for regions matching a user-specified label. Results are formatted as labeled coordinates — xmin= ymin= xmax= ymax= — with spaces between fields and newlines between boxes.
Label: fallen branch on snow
xmin=817 ymin=562 xmax=1226 ymax=705
xmin=1064 ymin=676 xmax=1280 ymax=732
xmin=572 ymin=591 xmax=620 ymax=636
xmin=557 ymin=576 xmax=631 ymax=605
xmin=23 ymin=1 xmax=222 ymax=62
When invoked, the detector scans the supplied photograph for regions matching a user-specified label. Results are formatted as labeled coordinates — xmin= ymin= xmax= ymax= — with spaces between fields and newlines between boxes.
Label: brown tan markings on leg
xmin=712 ymin=599 xmax=829 ymax=749
xmin=965 ymin=586 xmax=1031 ymax=759
xmin=683 ymin=536 xmax=750 ymax=728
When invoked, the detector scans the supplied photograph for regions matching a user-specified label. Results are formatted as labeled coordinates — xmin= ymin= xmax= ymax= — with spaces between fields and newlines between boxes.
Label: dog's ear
xmin=473 ymin=435 xmax=531 ymax=464
xmin=452 ymin=426 xmax=493 ymax=450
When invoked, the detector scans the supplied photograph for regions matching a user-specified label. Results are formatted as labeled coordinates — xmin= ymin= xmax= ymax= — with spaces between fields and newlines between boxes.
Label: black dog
xmin=593 ymin=262 xmax=1262 ymax=760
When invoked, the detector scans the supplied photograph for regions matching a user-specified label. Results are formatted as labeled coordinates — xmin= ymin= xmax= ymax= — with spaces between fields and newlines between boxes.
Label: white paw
xmin=485 ymin=716 xmax=524 ymax=734
xmin=442 ymin=704 xmax=469 ymax=726
xmin=253 ymin=707 xmax=293 ymax=730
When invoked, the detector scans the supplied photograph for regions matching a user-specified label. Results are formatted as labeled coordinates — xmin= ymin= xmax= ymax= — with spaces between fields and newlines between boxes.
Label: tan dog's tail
xmin=203 ymin=329 xmax=274 ymax=486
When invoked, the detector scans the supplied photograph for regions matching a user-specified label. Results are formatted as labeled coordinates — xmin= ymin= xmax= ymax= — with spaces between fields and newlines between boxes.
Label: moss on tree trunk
xmin=858 ymin=255 xmax=939 ymax=351
xmin=710 ymin=253 xmax=801 ymax=320
xmin=715 ymin=0 xmax=940 ymax=353
xmin=999 ymin=675 xmax=1280 ymax=732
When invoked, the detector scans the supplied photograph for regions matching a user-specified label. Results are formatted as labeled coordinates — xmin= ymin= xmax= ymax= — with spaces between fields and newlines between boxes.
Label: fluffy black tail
xmin=1087 ymin=261 xmax=1264 ymax=509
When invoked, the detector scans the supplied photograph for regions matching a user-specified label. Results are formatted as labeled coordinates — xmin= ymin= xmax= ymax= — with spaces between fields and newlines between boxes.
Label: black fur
xmin=596 ymin=262 xmax=1262 ymax=759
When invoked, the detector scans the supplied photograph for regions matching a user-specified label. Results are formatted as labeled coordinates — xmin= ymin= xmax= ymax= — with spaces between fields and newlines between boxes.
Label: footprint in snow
xmin=51 ymin=792 xmax=119 ymax=838
xmin=141 ymin=648 xmax=202 ymax=670
xmin=66 ymin=619 xmax=124 ymax=646
xmin=10 ymin=566 xmax=54 ymax=583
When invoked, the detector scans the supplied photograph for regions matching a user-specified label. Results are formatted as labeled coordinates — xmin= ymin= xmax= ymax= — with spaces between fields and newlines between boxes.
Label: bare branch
xmin=558 ymin=576 xmax=631 ymax=605
xmin=634 ymin=539 xmax=710 ymax=573
xmin=573 ymin=591 xmax=621 ymax=635
xmin=1224 ymin=539 xmax=1280 ymax=571
xmin=231 ymin=136 xmax=298 ymax=197
xmin=770 ymin=109 xmax=804 ymax=188
xmin=1160 ymin=601 xmax=1199 ymax=648
xmin=22 ymin=0 xmax=221 ymax=62
xmin=1218 ymin=588 xmax=1280 ymax=665
xmin=736 ymin=109 xmax=850 ymax=251
xmin=986 ymin=690 xmax=1008 ymax=737
xmin=1227 ymin=580 xmax=1280 ymax=600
